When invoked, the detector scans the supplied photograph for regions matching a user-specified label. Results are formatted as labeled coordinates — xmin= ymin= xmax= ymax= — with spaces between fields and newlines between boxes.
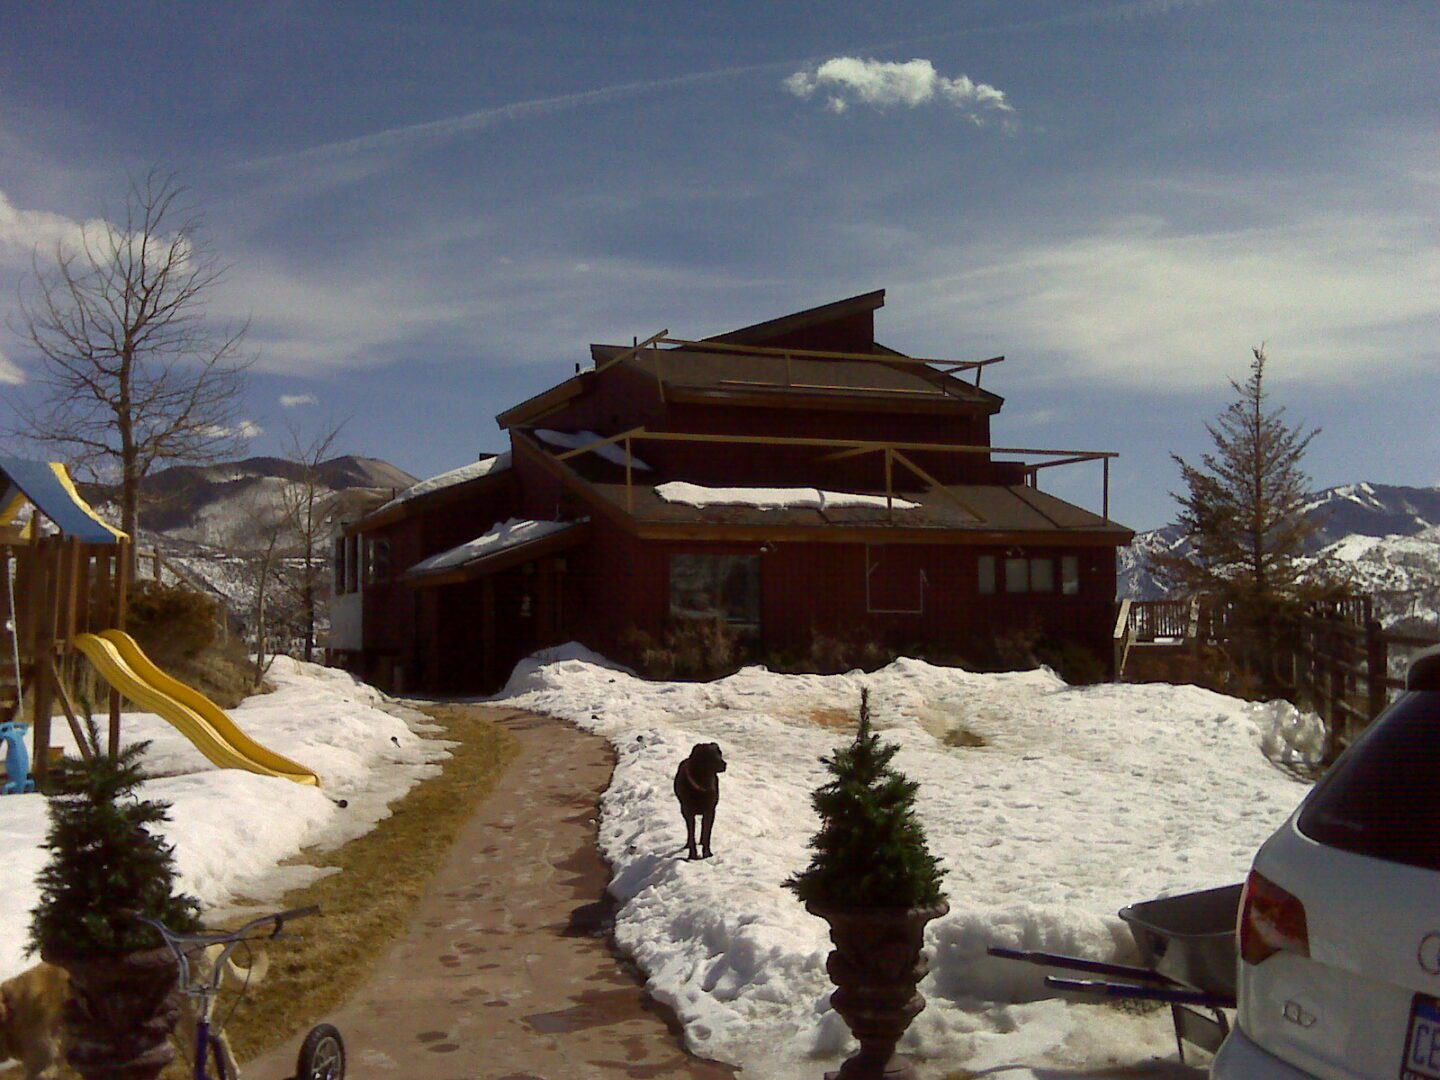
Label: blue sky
xmin=1 ymin=0 xmax=1436 ymax=531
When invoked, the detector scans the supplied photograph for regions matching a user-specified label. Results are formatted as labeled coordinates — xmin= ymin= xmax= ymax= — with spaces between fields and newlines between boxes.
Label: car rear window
xmin=1298 ymin=691 xmax=1440 ymax=872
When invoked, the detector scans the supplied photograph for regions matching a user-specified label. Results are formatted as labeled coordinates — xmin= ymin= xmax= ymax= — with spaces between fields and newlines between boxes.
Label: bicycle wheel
xmin=296 ymin=1023 xmax=345 ymax=1080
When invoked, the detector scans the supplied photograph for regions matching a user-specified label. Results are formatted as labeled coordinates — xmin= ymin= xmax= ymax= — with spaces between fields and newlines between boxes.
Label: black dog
xmin=674 ymin=742 xmax=727 ymax=860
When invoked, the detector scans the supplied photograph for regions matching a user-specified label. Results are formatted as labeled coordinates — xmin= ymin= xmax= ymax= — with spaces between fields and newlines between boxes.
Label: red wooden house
xmin=329 ymin=291 xmax=1132 ymax=692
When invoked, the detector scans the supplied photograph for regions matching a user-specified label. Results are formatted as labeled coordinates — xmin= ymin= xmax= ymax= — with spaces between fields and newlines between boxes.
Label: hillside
xmin=80 ymin=455 xmax=417 ymax=638
xmin=1119 ymin=482 xmax=1440 ymax=631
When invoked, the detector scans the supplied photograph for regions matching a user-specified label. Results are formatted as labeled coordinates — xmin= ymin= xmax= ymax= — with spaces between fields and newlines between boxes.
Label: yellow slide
xmin=73 ymin=630 xmax=319 ymax=786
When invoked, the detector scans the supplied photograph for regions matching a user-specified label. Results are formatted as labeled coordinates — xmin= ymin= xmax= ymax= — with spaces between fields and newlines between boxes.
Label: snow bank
xmin=496 ymin=653 xmax=1319 ymax=1078
xmin=656 ymin=481 xmax=920 ymax=512
xmin=2 ymin=656 xmax=448 ymax=982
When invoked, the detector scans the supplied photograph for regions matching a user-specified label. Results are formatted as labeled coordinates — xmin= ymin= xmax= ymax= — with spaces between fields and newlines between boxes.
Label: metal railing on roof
xmin=591 ymin=329 xmax=1005 ymax=399
xmin=544 ymin=426 xmax=1118 ymax=524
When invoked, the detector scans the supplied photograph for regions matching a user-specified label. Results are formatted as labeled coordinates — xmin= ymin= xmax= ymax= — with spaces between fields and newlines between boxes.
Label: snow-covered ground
xmin=494 ymin=648 xmax=1326 ymax=1079
xmin=0 ymin=657 xmax=448 ymax=984
xmin=1 ymin=648 xmax=1326 ymax=1078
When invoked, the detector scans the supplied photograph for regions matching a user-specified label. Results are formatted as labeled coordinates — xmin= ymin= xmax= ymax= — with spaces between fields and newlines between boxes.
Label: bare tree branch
xmin=6 ymin=169 xmax=254 ymax=554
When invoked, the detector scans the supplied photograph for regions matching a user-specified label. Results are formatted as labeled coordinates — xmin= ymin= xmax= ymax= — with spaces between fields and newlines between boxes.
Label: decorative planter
xmin=42 ymin=945 xmax=181 ymax=1080
xmin=807 ymin=901 xmax=949 ymax=1080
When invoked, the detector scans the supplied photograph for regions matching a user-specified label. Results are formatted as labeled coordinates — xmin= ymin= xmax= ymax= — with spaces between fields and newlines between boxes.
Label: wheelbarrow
xmin=987 ymin=882 xmax=1241 ymax=1064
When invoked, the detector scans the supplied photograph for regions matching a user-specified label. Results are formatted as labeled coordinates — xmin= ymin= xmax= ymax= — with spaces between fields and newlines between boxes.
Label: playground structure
xmin=2 ymin=457 xmax=318 ymax=790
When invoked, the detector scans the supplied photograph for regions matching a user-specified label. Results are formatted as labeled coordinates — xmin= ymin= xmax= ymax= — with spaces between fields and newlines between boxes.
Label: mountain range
xmin=1119 ymin=482 xmax=1440 ymax=633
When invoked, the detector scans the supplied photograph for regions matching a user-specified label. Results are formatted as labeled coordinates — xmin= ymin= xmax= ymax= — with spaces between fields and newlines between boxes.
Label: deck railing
xmin=544 ymin=427 xmax=1119 ymax=524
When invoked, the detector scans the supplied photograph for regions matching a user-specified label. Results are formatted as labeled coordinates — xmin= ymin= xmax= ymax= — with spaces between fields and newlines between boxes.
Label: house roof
xmin=706 ymin=288 xmax=886 ymax=345
xmin=591 ymin=341 xmax=1001 ymax=410
xmin=351 ymin=453 xmax=512 ymax=533
xmin=515 ymin=432 xmax=1132 ymax=545
xmin=402 ymin=517 xmax=591 ymax=586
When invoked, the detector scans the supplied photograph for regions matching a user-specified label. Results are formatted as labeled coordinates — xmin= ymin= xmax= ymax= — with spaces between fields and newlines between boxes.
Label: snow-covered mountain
xmin=1119 ymin=482 xmax=1440 ymax=632
xmin=82 ymin=455 xmax=416 ymax=635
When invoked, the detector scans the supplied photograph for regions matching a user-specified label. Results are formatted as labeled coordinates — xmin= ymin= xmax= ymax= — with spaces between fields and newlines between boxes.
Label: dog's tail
xmin=222 ymin=947 xmax=270 ymax=989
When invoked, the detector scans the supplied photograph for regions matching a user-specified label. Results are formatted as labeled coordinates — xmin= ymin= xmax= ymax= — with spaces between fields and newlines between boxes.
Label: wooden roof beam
xmin=658 ymin=337 xmax=1003 ymax=370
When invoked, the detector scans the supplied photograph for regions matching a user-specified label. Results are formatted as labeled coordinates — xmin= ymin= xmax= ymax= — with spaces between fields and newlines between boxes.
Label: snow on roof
xmin=535 ymin=429 xmax=651 ymax=470
xmin=655 ymin=481 xmax=920 ymax=512
xmin=407 ymin=517 xmax=580 ymax=576
xmin=376 ymin=452 xmax=511 ymax=514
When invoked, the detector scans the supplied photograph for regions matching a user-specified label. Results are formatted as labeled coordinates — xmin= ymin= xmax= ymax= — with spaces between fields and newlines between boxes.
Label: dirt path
xmin=242 ymin=706 xmax=735 ymax=1080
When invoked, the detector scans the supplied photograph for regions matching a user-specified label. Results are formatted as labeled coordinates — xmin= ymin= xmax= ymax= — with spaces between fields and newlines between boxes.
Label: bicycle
xmin=132 ymin=905 xmax=346 ymax=1080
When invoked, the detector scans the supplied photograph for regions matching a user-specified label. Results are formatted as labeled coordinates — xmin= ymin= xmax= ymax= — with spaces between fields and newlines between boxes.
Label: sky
xmin=0 ymin=0 xmax=1436 ymax=531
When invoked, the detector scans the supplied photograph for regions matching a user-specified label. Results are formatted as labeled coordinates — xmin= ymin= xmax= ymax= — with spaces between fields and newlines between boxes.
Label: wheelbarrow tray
xmin=1118 ymin=881 xmax=1242 ymax=1000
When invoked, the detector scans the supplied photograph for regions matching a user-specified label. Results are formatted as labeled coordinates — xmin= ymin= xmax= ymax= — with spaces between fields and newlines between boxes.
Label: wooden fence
xmin=1118 ymin=594 xmax=1439 ymax=763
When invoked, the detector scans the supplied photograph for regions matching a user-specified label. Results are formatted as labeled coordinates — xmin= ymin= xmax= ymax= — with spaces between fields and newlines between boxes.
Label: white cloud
xmin=205 ymin=419 xmax=264 ymax=440
xmin=0 ymin=343 xmax=21 ymax=385
xmin=901 ymin=213 xmax=1440 ymax=388
xmin=0 ymin=190 xmax=95 ymax=263
xmin=279 ymin=393 xmax=318 ymax=408
xmin=784 ymin=58 xmax=1012 ymax=123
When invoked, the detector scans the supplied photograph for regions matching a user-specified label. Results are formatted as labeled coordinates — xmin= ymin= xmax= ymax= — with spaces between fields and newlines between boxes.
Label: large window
xmin=979 ymin=553 xmax=1079 ymax=595
xmin=669 ymin=554 xmax=760 ymax=630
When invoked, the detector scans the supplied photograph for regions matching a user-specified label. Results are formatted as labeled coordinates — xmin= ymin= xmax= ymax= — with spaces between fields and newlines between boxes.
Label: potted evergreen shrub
xmin=786 ymin=689 xmax=948 ymax=1080
xmin=29 ymin=722 xmax=201 ymax=1080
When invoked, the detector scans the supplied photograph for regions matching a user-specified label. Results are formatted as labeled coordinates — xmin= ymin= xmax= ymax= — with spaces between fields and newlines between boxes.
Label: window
xmin=365 ymin=538 xmax=391 ymax=585
xmin=1298 ymin=692 xmax=1440 ymax=871
xmin=1062 ymin=556 xmax=1080 ymax=595
xmin=1029 ymin=558 xmax=1054 ymax=593
xmin=334 ymin=538 xmax=348 ymax=595
xmin=1005 ymin=557 xmax=1029 ymax=593
xmin=998 ymin=555 xmax=1058 ymax=594
xmin=345 ymin=536 xmax=359 ymax=594
xmin=669 ymin=554 xmax=760 ymax=629
xmin=978 ymin=555 xmax=996 ymax=595
xmin=866 ymin=546 xmax=924 ymax=614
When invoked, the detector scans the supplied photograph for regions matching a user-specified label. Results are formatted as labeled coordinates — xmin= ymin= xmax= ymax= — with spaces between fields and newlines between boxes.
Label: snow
xmin=657 ymin=481 xmax=921 ymax=512
xmin=493 ymin=650 xmax=1322 ymax=1078
xmin=375 ymin=453 xmax=511 ymax=513
xmin=1 ymin=643 xmax=1328 ymax=1077
xmin=406 ymin=517 xmax=581 ymax=575
xmin=535 ymin=428 xmax=652 ymax=470
xmin=0 ymin=656 xmax=448 ymax=985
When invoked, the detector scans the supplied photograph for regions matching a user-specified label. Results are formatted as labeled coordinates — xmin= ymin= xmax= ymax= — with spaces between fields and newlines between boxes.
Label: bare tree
xmin=9 ymin=169 xmax=252 ymax=550
xmin=277 ymin=417 xmax=349 ymax=663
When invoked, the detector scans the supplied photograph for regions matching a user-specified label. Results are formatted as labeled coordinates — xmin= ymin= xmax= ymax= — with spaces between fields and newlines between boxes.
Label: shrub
xmin=620 ymin=618 xmax=747 ymax=681
xmin=786 ymin=688 xmax=945 ymax=908
xmin=1034 ymin=639 xmax=1107 ymax=685
xmin=30 ymin=720 xmax=201 ymax=956
xmin=126 ymin=580 xmax=219 ymax=662
xmin=765 ymin=629 xmax=895 ymax=676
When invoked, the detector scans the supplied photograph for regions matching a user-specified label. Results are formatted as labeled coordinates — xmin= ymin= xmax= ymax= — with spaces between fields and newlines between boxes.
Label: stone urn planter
xmin=41 ymin=945 xmax=182 ymax=1080
xmin=29 ymin=725 xmax=201 ymax=1080
xmin=807 ymin=901 xmax=950 ymax=1080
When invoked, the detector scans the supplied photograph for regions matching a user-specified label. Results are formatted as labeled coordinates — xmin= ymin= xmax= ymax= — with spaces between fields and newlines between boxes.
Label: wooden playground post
xmin=109 ymin=539 xmax=131 ymax=757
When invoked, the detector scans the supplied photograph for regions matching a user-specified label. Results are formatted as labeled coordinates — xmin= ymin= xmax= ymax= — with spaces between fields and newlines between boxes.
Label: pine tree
xmin=29 ymin=722 xmax=201 ymax=956
xmin=786 ymin=689 xmax=945 ymax=908
xmin=1155 ymin=346 xmax=1321 ymax=683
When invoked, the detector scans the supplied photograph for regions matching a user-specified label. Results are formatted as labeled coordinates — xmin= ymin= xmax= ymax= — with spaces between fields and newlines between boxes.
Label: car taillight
xmin=1239 ymin=868 xmax=1309 ymax=966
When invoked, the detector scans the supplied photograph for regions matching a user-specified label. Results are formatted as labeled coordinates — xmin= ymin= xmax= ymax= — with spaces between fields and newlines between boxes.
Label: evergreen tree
xmin=1155 ymin=346 xmax=1321 ymax=683
xmin=786 ymin=689 xmax=945 ymax=908
xmin=29 ymin=722 xmax=201 ymax=956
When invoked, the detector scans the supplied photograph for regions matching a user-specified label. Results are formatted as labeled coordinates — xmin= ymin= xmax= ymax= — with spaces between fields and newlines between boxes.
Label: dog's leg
xmin=700 ymin=809 xmax=715 ymax=859
xmin=684 ymin=813 xmax=699 ymax=860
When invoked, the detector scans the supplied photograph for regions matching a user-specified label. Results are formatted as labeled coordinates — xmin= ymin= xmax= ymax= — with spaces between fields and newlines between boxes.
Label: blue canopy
xmin=0 ymin=457 xmax=126 ymax=544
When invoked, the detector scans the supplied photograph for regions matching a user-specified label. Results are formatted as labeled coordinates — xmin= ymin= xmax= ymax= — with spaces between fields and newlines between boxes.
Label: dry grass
xmin=804 ymin=705 xmax=860 ymax=730
xmin=157 ymin=702 xmax=518 ymax=1076
xmin=943 ymin=727 xmax=987 ymax=748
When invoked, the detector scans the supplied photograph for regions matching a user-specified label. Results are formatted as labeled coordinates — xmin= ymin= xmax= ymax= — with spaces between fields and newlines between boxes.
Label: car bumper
xmin=1212 ymin=1026 xmax=1317 ymax=1079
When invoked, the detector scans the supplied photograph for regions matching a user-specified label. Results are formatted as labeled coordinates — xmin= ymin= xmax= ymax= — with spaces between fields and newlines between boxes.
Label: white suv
xmin=1213 ymin=645 xmax=1440 ymax=1078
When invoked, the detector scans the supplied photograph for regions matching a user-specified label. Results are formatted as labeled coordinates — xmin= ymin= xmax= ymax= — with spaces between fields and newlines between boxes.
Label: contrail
xmin=234 ymin=62 xmax=785 ymax=172
xmin=236 ymin=0 xmax=1220 ymax=173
